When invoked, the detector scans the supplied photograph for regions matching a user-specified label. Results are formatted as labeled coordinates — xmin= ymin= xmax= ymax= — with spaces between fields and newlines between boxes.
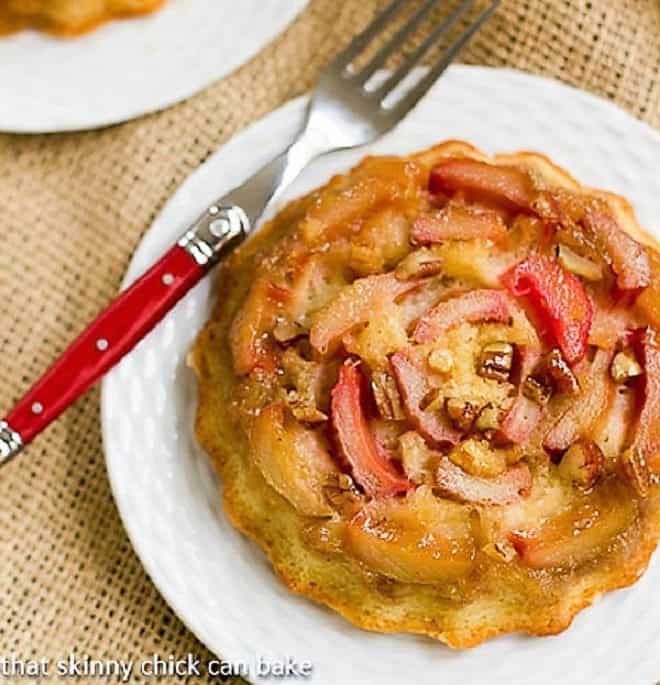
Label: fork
xmin=0 ymin=0 xmax=500 ymax=463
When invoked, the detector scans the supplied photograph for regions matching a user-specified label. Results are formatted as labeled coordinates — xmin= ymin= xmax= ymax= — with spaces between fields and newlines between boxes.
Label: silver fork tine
xmin=354 ymin=0 xmax=441 ymax=86
xmin=390 ymin=0 xmax=500 ymax=118
xmin=330 ymin=0 xmax=407 ymax=72
xmin=376 ymin=0 xmax=477 ymax=97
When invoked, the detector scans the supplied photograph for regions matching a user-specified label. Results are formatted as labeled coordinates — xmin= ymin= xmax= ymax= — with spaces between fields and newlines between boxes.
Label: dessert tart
xmin=191 ymin=140 xmax=660 ymax=647
xmin=0 ymin=0 xmax=166 ymax=36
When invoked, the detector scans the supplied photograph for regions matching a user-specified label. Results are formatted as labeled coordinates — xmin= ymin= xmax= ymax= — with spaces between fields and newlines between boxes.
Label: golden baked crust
xmin=0 ymin=0 xmax=166 ymax=36
xmin=191 ymin=141 xmax=660 ymax=647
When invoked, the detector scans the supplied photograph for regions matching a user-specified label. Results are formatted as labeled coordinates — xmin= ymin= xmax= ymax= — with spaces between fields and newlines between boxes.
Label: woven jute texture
xmin=0 ymin=0 xmax=658 ymax=683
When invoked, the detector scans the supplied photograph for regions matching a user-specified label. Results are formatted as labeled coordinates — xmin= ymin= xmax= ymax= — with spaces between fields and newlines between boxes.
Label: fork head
xmin=306 ymin=0 xmax=500 ymax=150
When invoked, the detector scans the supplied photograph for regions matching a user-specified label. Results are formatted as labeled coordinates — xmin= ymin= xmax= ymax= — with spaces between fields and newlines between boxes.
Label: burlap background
xmin=0 ymin=0 xmax=658 ymax=683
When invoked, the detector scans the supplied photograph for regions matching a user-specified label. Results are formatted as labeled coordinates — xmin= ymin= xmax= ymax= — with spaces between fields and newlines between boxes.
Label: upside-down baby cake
xmin=192 ymin=140 xmax=660 ymax=647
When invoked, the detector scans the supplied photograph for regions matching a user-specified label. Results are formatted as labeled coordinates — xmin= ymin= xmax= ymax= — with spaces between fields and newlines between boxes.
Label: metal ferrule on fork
xmin=178 ymin=204 xmax=250 ymax=268
xmin=0 ymin=420 xmax=23 ymax=464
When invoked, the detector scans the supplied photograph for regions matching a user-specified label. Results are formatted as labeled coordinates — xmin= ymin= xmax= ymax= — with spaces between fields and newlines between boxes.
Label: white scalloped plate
xmin=0 ymin=0 xmax=307 ymax=133
xmin=102 ymin=67 xmax=660 ymax=685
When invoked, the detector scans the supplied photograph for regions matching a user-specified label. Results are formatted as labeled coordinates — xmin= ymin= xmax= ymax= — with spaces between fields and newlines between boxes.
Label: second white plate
xmin=0 ymin=0 xmax=307 ymax=133
xmin=102 ymin=66 xmax=660 ymax=685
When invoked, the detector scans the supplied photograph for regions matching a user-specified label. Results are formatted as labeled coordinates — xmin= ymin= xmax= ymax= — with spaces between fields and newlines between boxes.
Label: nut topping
xmin=558 ymin=440 xmax=605 ymax=489
xmin=371 ymin=371 xmax=405 ymax=420
xmin=478 ymin=342 xmax=514 ymax=382
xmin=610 ymin=351 xmax=643 ymax=384
xmin=448 ymin=438 xmax=507 ymax=478
xmin=524 ymin=348 xmax=579 ymax=405
xmin=538 ymin=348 xmax=580 ymax=395
xmin=474 ymin=404 xmax=504 ymax=434
xmin=522 ymin=375 xmax=553 ymax=406
xmin=445 ymin=398 xmax=479 ymax=431
xmin=322 ymin=473 xmax=362 ymax=515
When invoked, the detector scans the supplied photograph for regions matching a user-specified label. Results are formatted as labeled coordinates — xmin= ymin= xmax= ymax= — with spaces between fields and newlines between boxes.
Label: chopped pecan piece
xmin=280 ymin=348 xmax=328 ymax=423
xmin=478 ymin=342 xmax=514 ymax=382
xmin=537 ymin=348 xmax=580 ymax=396
xmin=522 ymin=375 xmax=553 ymax=406
xmin=445 ymin=398 xmax=479 ymax=432
xmin=521 ymin=348 xmax=578 ymax=406
xmin=371 ymin=371 xmax=405 ymax=420
xmin=448 ymin=438 xmax=507 ymax=478
xmin=322 ymin=472 xmax=363 ymax=516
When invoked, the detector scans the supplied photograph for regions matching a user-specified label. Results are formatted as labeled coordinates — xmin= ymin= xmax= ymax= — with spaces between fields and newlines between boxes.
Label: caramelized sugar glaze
xmin=0 ymin=0 xmax=166 ymax=36
xmin=192 ymin=141 xmax=660 ymax=647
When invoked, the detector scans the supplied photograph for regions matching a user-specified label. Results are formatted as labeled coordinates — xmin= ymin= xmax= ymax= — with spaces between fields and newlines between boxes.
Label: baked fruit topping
xmin=192 ymin=141 xmax=660 ymax=647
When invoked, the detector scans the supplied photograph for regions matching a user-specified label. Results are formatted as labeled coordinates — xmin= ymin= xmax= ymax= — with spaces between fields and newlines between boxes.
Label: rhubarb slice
xmin=390 ymin=352 xmax=462 ymax=448
xmin=331 ymin=361 xmax=412 ymax=497
xmin=412 ymin=203 xmax=507 ymax=244
xmin=435 ymin=457 xmax=531 ymax=505
xmin=429 ymin=159 xmax=537 ymax=212
xmin=498 ymin=346 xmax=542 ymax=445
xmin=413 ymin=289 xmax=512 ymax=344
xmin=502 ymin=254 xmax=593 ymax=365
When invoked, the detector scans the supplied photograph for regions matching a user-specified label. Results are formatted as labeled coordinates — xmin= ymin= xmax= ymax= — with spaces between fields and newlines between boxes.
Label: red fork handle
xmin=0 ymin=204 xmax=248 ymax=463
xmin=7 ymin=244 xmax=203 ymax=444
